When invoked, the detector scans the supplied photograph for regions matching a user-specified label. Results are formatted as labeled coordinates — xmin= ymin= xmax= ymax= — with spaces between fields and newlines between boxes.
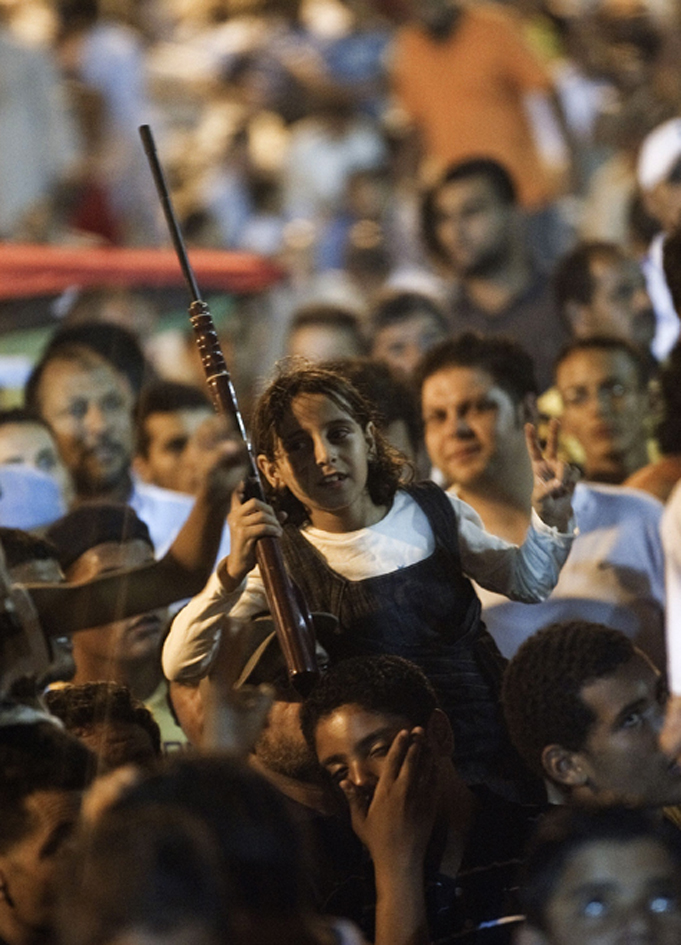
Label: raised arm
xmin=27 ymin=445 xmax=246 ymax=637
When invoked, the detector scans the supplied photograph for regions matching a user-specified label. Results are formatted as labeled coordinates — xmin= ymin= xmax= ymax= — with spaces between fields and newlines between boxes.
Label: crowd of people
xmin=5 ymin=0 xmax=681 ymax=944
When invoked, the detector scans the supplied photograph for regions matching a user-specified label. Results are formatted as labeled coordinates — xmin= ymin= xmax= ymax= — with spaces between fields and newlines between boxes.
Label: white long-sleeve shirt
xmin=162 ymin=489 xmax=574 ymax=681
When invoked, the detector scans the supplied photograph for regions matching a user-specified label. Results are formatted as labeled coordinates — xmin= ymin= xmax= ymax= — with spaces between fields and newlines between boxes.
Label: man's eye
xmin=649 ymin=895 xmax=677 ymax=914
xmin=369 ymin=743 xmax=389 ymax=758
xmin=583 ymin=898 xmax=607 ymax=918
xmin=424 ymin=412 xmax=446 ymax=426
xmin=36 ymin=452 xmax=56 ymax=472
xmin=329 ymin=428 xmax=350 ymax=442
xmin=102 ymin=394 xmax=124 ymax=412
xmin=621 ymin=711 xmax=643 ymax=728
xmin=68 ymin=401 xmax=88 ymax=419
xmin=328 ymin=767 xmax=347 ymax=785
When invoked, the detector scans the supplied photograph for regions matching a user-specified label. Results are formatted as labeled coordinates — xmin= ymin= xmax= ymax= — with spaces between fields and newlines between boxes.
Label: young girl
xmin=163 ymin=364 xmax=576 ymax=790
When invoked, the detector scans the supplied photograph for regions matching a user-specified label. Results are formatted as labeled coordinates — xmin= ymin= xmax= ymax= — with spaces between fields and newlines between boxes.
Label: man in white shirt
xmin=417 ymin=333 xmax=665 ymax=664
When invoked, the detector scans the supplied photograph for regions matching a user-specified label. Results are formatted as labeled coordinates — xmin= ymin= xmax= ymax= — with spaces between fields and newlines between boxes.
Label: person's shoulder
xmin=577 ymin=481 xmax=664 ymax=520
xmin=129 ymin=479 xmax=195 ymax=513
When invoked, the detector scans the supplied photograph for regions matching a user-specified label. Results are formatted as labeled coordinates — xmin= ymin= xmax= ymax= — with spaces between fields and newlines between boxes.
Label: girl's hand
xmin=527 ymin=419 xmax=579 ymax=533
xmin=222 ymin=485 xmax=283 ymax=589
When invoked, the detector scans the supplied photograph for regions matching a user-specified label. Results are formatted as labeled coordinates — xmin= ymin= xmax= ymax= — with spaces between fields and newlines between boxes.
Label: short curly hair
xmin=250 ymin=362 xmax=408 ymax=525
xmin=501 ymin=621 xmax=635 ymax=780
xmin=414 ymin=332 xmax=538 ymax=404
xmin=45 ymin=682 xmax=162 ymax=758
xmin=300 ymin=655 xmax=439 ymax=751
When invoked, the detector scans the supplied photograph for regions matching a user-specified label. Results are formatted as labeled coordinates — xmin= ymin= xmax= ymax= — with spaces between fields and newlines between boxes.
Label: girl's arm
xmin=162 ymin=488 xmax=278 ymax=681
xmin=27 ymin=447 xmax=246 ymax=638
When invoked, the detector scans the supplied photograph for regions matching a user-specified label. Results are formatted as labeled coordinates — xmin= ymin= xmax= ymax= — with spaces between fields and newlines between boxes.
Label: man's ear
xmin=257 ymin=454 xmax=281 ymax=490
xmin=427 ymin=708 xmax=454 ymax=757
xmin=541 ymin=743 xmax=588 ymax=787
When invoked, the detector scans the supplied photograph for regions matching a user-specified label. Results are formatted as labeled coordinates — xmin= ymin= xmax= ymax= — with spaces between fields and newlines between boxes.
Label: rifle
xmin=139 ymin=124 xmax=319 ymax=696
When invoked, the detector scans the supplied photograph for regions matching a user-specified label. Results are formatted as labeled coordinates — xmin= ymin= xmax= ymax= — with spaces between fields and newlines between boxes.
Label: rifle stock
xmin=140 ymin=124 xmax=319 ymax=695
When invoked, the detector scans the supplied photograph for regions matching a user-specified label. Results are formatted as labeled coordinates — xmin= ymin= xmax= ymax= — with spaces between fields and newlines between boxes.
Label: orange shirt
xmin=393 ymin=4 xmax=556 ymax=208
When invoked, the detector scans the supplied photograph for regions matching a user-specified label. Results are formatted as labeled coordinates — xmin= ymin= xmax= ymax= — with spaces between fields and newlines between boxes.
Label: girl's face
xmin=257 ymin=393 xmax=384 ymax=533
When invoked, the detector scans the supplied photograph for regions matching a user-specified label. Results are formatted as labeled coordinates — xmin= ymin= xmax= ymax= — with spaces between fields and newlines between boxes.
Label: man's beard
xmin=254 ymin=728 xmax=324 ymax=784
xmin=73 ymin=450 xmax=130 ymax=498
xmin=459 ymin=241 xmax=509 ymax=279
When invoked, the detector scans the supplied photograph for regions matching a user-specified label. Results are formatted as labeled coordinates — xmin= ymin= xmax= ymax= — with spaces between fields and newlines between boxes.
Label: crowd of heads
xmin=4 ymin=0 xmax=681 ymax=943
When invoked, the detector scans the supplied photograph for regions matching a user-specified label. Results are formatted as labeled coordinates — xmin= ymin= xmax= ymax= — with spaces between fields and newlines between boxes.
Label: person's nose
xmin=453 ymin=407 xmax=474 ymax=437
xmin=314 ymin=435 xmax=335 ymax=468
xmin=82 ymin=403 xmax=107 ymax=440
xmin=347 ymin=759 xmax=377 ymax=791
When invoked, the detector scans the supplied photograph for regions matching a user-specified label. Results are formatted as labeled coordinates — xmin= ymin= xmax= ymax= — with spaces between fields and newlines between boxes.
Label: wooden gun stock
xmin=140 ymin=124 xmax=319 ymax=695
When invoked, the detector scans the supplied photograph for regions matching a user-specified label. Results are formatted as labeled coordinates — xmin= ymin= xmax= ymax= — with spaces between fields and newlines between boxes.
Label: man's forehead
xmin=40 ymin=353 xmax=132 ymax=398
xmin=316 ymin=704 xmax=412 ymax=747
xmin=557 ymin=348 xmax=640 ymax=386
xmin=422 ymin=365 xmax=508 ymax=405
xmin=436 ymin=176 xmax=498 ymax=212
xmin=579 ymin=651 xmax=659 ymax=721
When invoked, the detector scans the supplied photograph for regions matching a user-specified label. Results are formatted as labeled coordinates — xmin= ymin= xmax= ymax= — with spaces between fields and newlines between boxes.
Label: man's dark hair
xmin=0 ymin=721 xmax=93 ymax=851
xmin=370 ymin=291 xmax=449 ymax=334
xmin=0 ymin=527 xmax=60 ymax=571
xmin=25 ymin=322 xmax=150 ymax=414
xmin=554 ymin=335 xmax=650 ymax=389
xmin=422 ymin=158 xmax=517 ymax=264
xmin=501 ymin=621 xmax=635 ymax=780
xmin=0 ymin=408 xmax=50 ymax=432
xmin=520 ymin=805 xmax=681 ymax=931
xmin=45 ymin=682 xmax=162 ymax=758
xmin=300 ymin=655 xmax=439 ymax=751
xmin=324 ymin=357 xmax=423 ymax=457
xmin=657 ymin=344 xmax=681 ymax=453
xmin=553 ymin=241 xmax=624 ymax=318
xmin=414 ymin=332 xmax=538 ymax=404
xmin=289 ymin=302 xmax=363 ymax=342
xmin=135 ymin=381 xmax=210 ymax=458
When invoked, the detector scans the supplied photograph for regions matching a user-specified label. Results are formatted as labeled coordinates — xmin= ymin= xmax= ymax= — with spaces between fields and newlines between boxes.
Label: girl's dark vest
xmin=280 ymin=481 xmax=525 ymax=790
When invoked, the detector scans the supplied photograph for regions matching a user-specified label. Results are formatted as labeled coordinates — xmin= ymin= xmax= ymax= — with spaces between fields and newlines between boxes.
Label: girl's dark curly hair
xmin=251 ymin=363 xmax=409 ymax=525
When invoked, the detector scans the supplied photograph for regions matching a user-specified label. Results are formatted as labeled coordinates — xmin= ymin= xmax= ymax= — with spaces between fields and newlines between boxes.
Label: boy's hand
xmin=527 ymin=419 xmax=579 ymax=533
xmin=341 ymin=727 xmax=438 ymax=875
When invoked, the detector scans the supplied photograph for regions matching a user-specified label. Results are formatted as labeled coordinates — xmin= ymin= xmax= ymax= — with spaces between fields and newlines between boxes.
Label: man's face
xmin=568 ymin=651 xmax=681 ymax=808
xmin=421 ymin=365 xmax=525 ymax=488
xmin=136 ymin=407 xmax=213 ymax=492
xmin=539 ymin=837 xmax=681 ymax=945
xmin=37 ymin=355 xmax=135 ymax=498
xmin=579 ymin=255 xmax=656 ymax=352
xmin=432 ymin=176 xmax=513 ymax=276
xmin=556 ymin=348 xmax=648 ymax=479
xmin=67 ymin=539 xmax=166 ymax=668
xmin=0 ymin=789 xmax=81 ymax=942
xmin=372 ymin=312 xmax=446 ymax=378
xmin=0 ymin=423 xmax=74 ymax=507
xmin=314 ymin=703 xmax=415 ymax=799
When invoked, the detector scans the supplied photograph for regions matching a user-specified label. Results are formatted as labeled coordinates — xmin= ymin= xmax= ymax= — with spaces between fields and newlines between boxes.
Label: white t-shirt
xmin=162 ymin=488 xmax=574 ymax=680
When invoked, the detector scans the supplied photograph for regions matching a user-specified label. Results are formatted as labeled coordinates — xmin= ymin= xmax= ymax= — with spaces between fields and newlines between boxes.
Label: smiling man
xmin=416 ymin=334 xmax=665 ymax=663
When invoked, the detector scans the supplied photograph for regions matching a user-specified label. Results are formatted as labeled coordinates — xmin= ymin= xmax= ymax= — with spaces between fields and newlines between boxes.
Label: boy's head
xmin=519 ymin=805 xmax=681 ymax=945
xmin=301 ymin=655 xmax=451 ymax=796
xmin=502 ymin=621 xmax=681 ymax=808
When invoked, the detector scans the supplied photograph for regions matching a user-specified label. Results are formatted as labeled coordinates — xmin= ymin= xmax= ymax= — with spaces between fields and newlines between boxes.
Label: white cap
xmin=637 ymin=118 xmax=681 ymax=191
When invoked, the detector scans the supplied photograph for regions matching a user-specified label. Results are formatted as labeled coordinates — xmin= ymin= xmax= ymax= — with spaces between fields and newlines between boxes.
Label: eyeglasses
xmin=560 ymin=380 xmax=637 ymax=408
